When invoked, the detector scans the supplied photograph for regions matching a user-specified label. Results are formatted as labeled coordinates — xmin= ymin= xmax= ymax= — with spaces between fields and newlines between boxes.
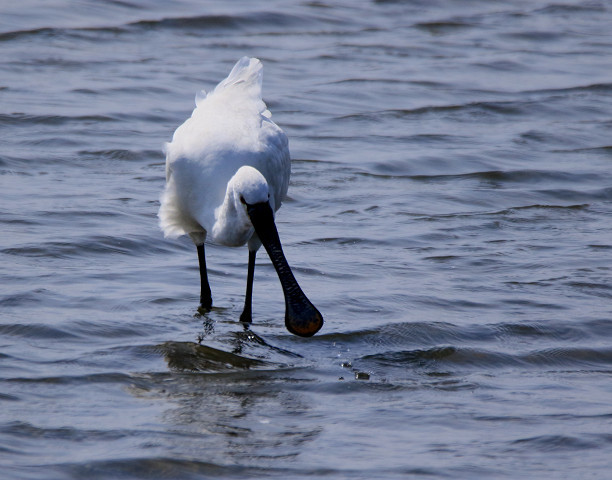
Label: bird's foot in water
xmin=197 ymin=295 xmax=212 ymax=314
xmin=239 ymin=307 xmax=252 ymax=324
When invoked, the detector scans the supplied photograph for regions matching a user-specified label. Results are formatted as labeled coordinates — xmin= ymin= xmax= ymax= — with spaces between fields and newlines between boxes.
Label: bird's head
xmin=228 ymin=166 xmax=323 ymax=337
xmin=230 ymin=166 xmax=274 ymax=216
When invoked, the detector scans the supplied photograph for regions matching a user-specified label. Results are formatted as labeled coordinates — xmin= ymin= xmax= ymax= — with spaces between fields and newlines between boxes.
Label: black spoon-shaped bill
xmin=246 ymin=201 xmax=324 ymax=337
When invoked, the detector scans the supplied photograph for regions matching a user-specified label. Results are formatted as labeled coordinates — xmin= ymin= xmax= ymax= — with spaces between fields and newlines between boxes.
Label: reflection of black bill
xmin=247 ymin=201 xmax=324 ymax=337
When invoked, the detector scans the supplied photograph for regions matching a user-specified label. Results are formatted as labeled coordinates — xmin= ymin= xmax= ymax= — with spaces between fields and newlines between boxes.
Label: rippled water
xmin=2 ymin=1 xmax=612 ymax=478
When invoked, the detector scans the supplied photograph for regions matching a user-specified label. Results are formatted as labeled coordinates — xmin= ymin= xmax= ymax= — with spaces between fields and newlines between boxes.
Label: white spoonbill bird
xmin=159 ymin=57 xmax=324 ymax=337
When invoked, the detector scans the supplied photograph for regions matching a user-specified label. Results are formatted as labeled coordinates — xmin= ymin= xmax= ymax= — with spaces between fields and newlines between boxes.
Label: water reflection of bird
xmin=159 ymin=57 xmax=323 ymax=337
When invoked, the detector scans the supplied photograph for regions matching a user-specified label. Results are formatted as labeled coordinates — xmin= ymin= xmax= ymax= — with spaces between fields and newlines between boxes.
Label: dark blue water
xmin=1 ymin=1 xmax=612 ymax=479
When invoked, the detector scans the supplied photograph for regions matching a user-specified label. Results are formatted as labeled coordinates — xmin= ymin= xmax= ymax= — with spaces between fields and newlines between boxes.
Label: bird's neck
xmin=211 ymin=193 xmax=253 ymax=246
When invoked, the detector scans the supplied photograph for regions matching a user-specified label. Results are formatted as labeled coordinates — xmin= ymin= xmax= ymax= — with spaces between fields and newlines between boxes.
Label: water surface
xmin=1 ymin=1 xmax=612 ymax=479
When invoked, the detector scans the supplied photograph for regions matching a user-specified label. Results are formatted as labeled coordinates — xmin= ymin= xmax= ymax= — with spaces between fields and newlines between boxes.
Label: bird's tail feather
xmin=216 ymin=56 xmax=262 ymax=92
xmin=195 ymin=57 xmax=267 ymax=116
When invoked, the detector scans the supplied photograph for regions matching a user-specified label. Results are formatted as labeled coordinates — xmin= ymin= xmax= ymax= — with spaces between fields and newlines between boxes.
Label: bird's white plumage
xmin=159 ymin=57 xmax=290 ymax=248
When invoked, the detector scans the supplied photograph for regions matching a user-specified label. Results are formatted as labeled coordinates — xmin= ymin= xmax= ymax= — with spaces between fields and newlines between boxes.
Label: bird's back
xmin=159 ymin=58 xmax=290 ymax=241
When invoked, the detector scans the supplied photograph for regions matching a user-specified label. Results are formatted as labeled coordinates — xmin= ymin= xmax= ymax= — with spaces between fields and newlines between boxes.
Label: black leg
xmin=197 ymin=244 xmax=212 ymax=309
xmin=240 ymin=250 xmax=256 ymax=323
